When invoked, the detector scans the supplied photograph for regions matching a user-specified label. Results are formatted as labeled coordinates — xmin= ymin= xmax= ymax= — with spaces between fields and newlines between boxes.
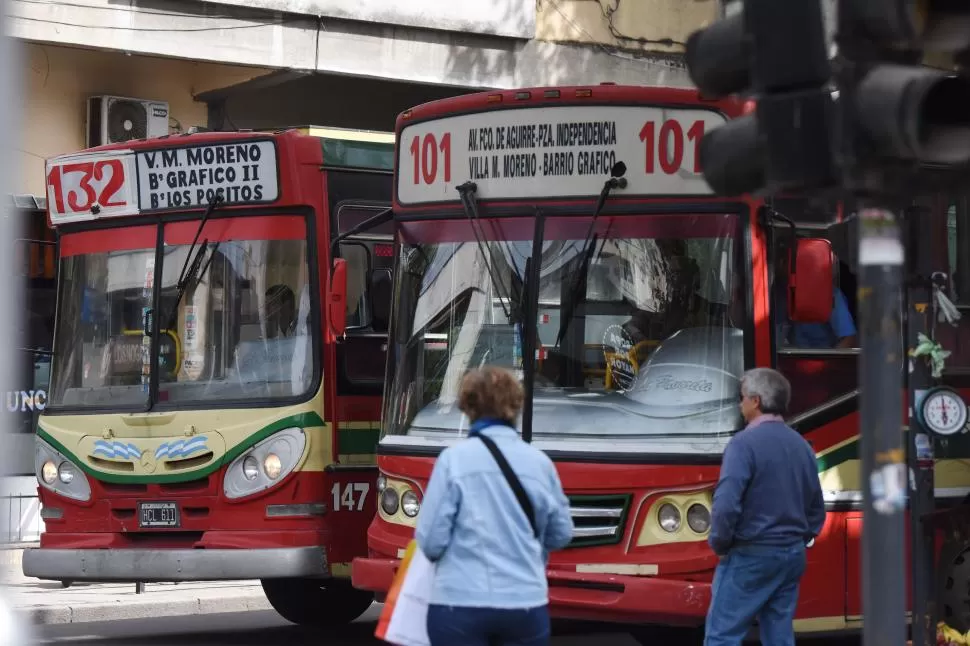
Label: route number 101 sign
xmin=396 ymin=104 xmax=727 ymax=204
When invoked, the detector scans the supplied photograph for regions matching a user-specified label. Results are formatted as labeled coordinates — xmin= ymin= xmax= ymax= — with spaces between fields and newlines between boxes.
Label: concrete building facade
xmin=9 ymin=0 xmax=726 ymax=188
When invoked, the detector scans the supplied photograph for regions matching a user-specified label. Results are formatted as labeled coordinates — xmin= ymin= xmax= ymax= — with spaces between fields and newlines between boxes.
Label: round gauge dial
xmin=920 ymin=388 xmax=968 ymax=436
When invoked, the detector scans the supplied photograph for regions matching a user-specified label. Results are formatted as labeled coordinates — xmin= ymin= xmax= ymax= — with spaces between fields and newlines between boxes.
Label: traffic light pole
xmin=905 ymin=203 xmax=938 ymax=646
xmin=685 ymin=2 xmax=970 ymax=643
xmin=0 ymin=5 xmax=18 ymax=485
xmin=858 ymin=205 xmax=908 ymax=646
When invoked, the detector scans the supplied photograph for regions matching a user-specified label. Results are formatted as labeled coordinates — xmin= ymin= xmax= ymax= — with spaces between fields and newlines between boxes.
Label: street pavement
xmin=35 ymin=609 xmax=860 ymax=646
xmin=3 ymin=546 xmax=859 ymax=646
xmin=1 ymin=547 xmax=270 ymax=625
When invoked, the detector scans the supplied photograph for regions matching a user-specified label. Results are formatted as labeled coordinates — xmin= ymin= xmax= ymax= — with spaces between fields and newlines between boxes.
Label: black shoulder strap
xmin=476 ymin=433 xmax=539 ymax=538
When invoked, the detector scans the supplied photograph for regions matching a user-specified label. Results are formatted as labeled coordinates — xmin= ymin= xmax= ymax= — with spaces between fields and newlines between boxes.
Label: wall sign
xmin=396 ymin=105 xmax=728 ymax=205
xmin=46 ymin=140 xmax=280 ymax=224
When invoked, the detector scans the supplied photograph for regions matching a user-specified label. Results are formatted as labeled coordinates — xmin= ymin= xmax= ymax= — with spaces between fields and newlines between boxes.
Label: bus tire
xmin=939 ymin=541 xmax=970 ymax=632
xmin=261 ymin=578 xmax=374 ymax=627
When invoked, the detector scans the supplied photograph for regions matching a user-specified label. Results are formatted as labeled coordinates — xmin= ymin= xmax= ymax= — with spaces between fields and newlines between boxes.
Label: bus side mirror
xmin=328 ymin=259 xmax=348 ymax=338
xmin=789 ymin=238 xmax=835 ymax=324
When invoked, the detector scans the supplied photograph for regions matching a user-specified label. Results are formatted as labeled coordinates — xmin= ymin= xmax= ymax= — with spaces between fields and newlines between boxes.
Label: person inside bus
xmin=773 ymin=249 xmax=857 ymax=349
xmin=232 ymin=283 xmax=300 ymax=389
xmin=620 ymin=241 xmax=716 ymax=346
xmin=265 ymin=284 xmax=297 ymax=338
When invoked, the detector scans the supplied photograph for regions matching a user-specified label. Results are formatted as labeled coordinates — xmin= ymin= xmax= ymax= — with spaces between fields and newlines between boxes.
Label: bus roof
xmin=393 ymin=84 xmax=746 ymax=208
xmin=44 ymin=127 xmax=394 ymax=227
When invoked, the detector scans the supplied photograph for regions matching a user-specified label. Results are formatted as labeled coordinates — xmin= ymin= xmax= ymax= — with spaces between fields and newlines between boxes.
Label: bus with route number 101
xmin=349 ymin=84 xmax=970 ymax=634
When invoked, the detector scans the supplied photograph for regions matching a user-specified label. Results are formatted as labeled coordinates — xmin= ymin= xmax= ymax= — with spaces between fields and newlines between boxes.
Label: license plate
xmin=138 ymin=501 xmax=180 ymax=528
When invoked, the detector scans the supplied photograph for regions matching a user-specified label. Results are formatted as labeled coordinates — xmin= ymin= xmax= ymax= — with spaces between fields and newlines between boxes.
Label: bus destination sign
xmin=46 ymin=140 xmax=280 ymax=225
xmin=396 ymin=105 xmax=727 ymax=205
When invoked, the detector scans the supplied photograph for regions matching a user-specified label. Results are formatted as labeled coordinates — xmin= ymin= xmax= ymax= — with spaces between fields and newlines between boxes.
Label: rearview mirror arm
xmin=764 ymin=207 xmax=799 ymax=275
xmin=329 ymin=207 xmax=394 ymax=272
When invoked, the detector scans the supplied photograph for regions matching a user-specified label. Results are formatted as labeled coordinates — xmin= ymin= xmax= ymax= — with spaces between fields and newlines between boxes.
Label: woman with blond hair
xmin=415 ymin=365 xmax=574 ymax=646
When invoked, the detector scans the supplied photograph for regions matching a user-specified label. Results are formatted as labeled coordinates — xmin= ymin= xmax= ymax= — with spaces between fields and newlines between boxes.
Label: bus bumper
xmin=22 ymin=547 xmax=327 ymax=582
xmin=351 ymin=557 xmax=711 ymax=625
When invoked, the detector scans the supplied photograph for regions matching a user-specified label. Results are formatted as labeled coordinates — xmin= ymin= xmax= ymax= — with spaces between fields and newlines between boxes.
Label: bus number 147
xmin=331 ymin=482 xmax=370 ymax=512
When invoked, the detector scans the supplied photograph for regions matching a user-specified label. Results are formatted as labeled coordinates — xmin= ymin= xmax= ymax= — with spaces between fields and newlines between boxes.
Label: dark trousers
xmin=426 ymin=603 xmax=550 ymax=646
xmin=704 ymin=542 xmax=807 ymax=646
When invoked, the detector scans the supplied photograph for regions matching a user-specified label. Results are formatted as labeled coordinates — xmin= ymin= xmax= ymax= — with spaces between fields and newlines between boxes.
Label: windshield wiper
xmin=456 ymin=182 xmax=519 ymax=322
xmin=165 ymin=196 xmax=223 ymax=330
xmin=554 ymin=162 xmax=628 ymax=347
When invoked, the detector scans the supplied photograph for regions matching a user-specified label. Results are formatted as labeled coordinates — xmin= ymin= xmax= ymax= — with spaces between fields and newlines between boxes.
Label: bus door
xmin=332 ymin=203 xmax=394 ymax=402
xmin=768 ymin=200 xmax=863 ymax=624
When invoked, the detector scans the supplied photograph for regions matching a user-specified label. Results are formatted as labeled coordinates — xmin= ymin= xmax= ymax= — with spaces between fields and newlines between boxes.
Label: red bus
xmin=350 ymin=85 xmax=970 ymax=634
xmin=24 ymin=127 xmax=396 ymax=626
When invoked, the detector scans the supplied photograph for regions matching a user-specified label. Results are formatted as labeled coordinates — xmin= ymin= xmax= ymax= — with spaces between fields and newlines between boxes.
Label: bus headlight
xmin=687 ymin=503 xmax=711 ymax=533
xmin=381 ymin=487 xmax=400 ymax=515
xmin=41 ymin=461 xmax=57 ymax=485
xmin=658 ymin=503 xmax=681 ymax=533
xmin=263 ymin=454 xmax=282 ymax=480
xmin=243 ymin=456 xmax=259 ymax=481
xmin=35 ymin=440 xmax=90 ymax=502
xmin=57 ymin=462 xmax=77 ymax=485
xmin=224 ymin=428 xmax=306 ymax=500
xmin=401 ymin=490 xmax=420 ymax=517
xmin=377 ymin=474 xmax=387 ymax=492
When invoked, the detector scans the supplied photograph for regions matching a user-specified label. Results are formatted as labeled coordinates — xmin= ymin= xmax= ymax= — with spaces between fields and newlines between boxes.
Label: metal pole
xmin=905 ymin=202 xmax=938 ymax=646
xmin=0 ymin=17 xmax=33 ymax=646
xmin=0 ymin=3 xmax=23 ymax=504
xmin=858 ymin=204 xmax=907 ymax=646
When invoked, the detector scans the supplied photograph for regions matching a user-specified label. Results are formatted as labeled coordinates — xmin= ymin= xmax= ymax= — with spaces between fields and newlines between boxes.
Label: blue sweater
xmin=709 ymin=419 xmax=825 ymax=555
xmin=415 ymin=420 xmax=574 ymax=609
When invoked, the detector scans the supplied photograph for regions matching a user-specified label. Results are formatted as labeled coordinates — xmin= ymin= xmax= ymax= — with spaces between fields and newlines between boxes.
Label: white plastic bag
xmin=376 ymin=540 xmax=434 ymax=646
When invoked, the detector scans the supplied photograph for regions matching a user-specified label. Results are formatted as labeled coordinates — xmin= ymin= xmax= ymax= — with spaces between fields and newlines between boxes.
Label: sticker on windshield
xmin=602 ymin=323 xmax=638 ymax=392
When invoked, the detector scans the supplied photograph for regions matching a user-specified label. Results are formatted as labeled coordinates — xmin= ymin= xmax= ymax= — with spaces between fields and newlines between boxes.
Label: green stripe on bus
xmin=817 ymin=440 xmax=859 ymax=473
xmin=337 ymin=427 xmax=381 ymax=455
xmin=37 ymin=411 xmax=326 ymax=484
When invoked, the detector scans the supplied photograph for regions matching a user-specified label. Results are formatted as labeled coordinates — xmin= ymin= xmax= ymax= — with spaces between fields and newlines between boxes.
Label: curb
xmin=17 ymin=591 xmax=273 ymax=625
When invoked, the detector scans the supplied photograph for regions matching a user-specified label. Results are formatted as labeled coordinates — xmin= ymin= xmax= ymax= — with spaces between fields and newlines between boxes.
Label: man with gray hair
xmin=705 ymin=367 xmax=825 ymax=646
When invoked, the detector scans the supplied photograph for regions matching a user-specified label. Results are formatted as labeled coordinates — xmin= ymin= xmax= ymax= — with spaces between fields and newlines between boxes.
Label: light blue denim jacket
xmin=414 ymin=419 xmax=574 ymax=609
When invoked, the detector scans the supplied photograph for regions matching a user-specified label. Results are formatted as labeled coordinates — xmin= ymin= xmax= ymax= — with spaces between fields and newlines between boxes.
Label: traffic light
xmin=836 ymin=0 xmax=970 ymax=180
xmin=685 ymin=0 xmax=836 ymax=196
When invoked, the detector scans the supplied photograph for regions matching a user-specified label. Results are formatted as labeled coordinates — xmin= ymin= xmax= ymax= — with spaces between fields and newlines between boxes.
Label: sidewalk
xmin=0 ymin=547 xmax=272 ymax=625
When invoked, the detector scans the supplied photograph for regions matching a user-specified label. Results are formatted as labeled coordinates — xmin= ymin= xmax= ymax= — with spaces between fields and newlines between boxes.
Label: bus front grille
xmin=566 ymin=494 xmax=631 ymax=548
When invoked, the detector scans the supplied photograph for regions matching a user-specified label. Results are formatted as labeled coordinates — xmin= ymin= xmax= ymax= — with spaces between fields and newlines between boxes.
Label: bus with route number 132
xmin=22 ymin=125 xmax=397 ymax=627
xmin=349 ymin=84 xmax=970 ymax=634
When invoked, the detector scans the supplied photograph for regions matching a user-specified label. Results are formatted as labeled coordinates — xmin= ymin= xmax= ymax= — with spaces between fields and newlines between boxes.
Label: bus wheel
xmin=261 ymin=578 xmax=374 ymax=626
xmin=939 ymin=544 xmax=970 ymax=632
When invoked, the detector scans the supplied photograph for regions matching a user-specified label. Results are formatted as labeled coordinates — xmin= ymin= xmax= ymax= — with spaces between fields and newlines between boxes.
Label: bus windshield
xmin=383 ymin=212 xmax=746 ymax=454
xmin=49 ymin=216 xmax=315 ymax=411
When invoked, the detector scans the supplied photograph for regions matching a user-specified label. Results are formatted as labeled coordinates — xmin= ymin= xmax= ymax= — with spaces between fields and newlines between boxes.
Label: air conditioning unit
xmin=86 ymin=95 xmax=169 ymax=147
